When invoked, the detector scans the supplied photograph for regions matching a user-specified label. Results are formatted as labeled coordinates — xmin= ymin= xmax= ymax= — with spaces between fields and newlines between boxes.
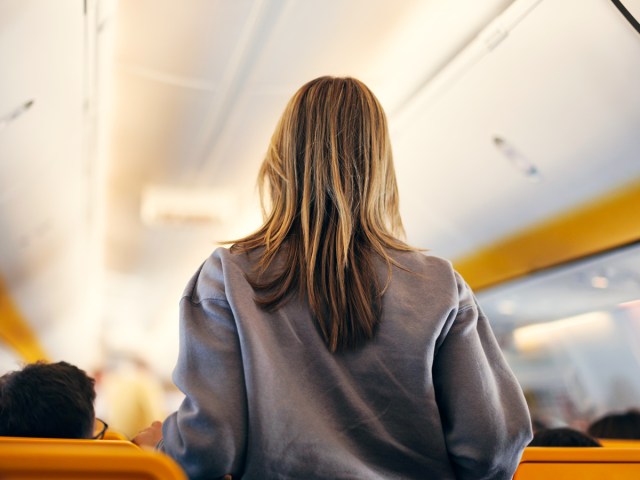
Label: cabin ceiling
xmin=1 ymin=0 xmax=639 ymax=378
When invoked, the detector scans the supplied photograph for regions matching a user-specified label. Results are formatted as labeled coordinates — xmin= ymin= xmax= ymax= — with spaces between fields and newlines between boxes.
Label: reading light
xmin=590 ymin=275 xmax=610 ymax=289
xmin=497 ymin=299 xmax=516 ymax=315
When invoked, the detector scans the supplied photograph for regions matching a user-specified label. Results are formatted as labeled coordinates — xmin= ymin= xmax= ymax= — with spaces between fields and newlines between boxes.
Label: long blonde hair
xmin=231 ymin=76 xmax=414 ymax=352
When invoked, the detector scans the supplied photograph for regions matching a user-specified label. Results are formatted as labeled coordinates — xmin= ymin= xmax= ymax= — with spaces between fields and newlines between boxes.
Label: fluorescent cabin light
xmin=513 ymin=311 xmax=614 ymax=353
xmin=140 ymin=185 xmax=235 ymax=226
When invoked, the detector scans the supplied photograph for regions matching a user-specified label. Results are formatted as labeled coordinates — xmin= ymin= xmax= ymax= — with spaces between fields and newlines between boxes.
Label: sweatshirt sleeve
xmin=432 ymin=272 xmax=532 ymax=480
xmin=158 ymin=257 xmax=248 ymax=480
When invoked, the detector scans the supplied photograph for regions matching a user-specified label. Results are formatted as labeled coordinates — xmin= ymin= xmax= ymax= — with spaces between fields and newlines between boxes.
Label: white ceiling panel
xmin=115 ymin=0 xmax=255 ymax=81
xmin=108 ymin=69 xmax=219 ymax=185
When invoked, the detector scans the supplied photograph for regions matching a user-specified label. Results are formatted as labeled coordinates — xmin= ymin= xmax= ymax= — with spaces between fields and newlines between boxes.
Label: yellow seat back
xmin=515 ymin=446 xmax=640 ymax=480
xmin=0 ymin=436 xmax=186 ymax=480
xmin=0 ymin=435 xmax=137 ymax=449
xmin=103 ymin=429 xmax=130 ymax=441
xmin=599 ymin=438 xmax=640 ymax=448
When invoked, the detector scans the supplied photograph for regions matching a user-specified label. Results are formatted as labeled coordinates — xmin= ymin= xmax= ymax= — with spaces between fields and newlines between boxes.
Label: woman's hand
xmin=132 ymin=420 xmax=163 ymax=449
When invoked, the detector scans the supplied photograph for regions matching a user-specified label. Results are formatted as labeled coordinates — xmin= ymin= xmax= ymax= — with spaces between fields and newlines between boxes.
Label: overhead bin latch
xmin=483 ymin=27 xmax=508 ymax=51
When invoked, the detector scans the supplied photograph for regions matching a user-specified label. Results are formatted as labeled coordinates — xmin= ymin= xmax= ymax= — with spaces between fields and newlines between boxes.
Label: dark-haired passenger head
xmin=528 ymin=427 xmax=602 ymax=447
xmin=0 ymin=361 xmax=96 ymax=439
xmin=588 ymin=409 xmax=640 ymax=440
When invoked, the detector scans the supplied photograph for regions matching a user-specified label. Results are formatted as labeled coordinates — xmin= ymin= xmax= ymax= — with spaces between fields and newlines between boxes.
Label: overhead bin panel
xmin=393 ymin=0 xmax=640 ymax=267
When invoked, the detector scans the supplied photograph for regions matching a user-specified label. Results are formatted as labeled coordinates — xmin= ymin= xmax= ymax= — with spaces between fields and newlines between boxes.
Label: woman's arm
xmin=159 ymin=260 xmax=248 ymax=480
xmin=433 ymin=274 xmax=532 ymax=480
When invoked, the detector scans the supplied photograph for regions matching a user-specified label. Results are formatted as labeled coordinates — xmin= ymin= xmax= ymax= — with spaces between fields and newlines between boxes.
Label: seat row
xmin=1 ymin=436 xmax=640 ymax=479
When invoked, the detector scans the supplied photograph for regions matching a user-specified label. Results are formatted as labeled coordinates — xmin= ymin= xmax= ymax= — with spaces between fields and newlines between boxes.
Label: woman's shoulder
xmin=388 ymin=248 xmax=455 ymax=275
xmin=386 ymin=248 xmax=472 ymax=300
xmin=204 ymin=245 xmax=259 ymax=269
xmin=182 ymin=246 xmax=237 ymax=303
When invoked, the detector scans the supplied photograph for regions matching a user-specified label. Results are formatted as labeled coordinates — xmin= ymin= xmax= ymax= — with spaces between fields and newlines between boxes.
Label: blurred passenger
xmin=588 ymin=409 xmax=640 ymax=439
xmin=0 ymin=360 xmax=101 ymax=439
xmin=134 ymin=76 xmax=533 ymax=479
xmin=528 ymin=427 xmax=602 ymax=447
xmin=96 ymin=355 xmax=165 ymax=439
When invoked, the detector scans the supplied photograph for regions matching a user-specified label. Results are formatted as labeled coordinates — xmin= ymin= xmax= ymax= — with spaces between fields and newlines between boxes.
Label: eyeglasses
xmin=92 ymin=417 xmax=109 ymax=440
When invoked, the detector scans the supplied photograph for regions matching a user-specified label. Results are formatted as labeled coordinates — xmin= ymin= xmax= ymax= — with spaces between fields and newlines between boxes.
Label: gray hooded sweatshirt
xmin=159 ymin=247 xmax=532 ymax=479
